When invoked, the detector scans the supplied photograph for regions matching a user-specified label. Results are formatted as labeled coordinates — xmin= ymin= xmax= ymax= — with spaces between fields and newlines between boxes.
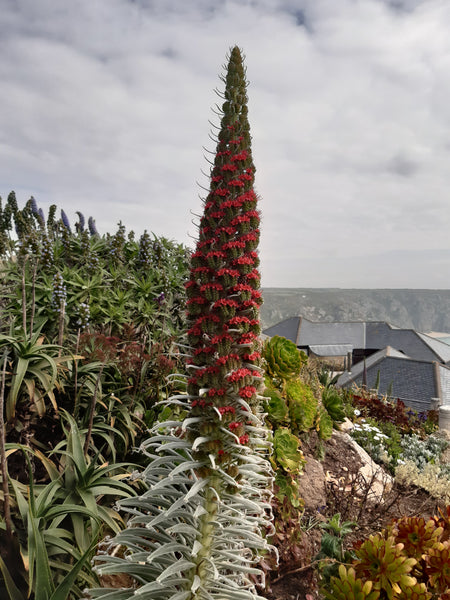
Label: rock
xmin=333 ymin=431 xmax=393 ymax=503
xmin=338 ymin=418 xmax=354 ymax=433
xmin=298 ymin=455 xmax=327 ymax=510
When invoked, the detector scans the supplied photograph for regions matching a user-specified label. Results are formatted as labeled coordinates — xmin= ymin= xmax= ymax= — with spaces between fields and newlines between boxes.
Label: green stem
xmin=0 ymin=351 xmax=12 ymax=539
xmin=190 ymin=477 xmax=221 ymax=599
xmin=83 ymin=362 xmax=105 ymax=456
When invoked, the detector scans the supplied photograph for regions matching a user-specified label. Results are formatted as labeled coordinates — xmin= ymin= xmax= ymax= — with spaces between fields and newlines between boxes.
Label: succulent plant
xmin=323 ymin=565 xmax=380 ymax=600
xmin=354 ymin=534 xmax=417 ymax=599
xmin=263 ymin=335 xmax=306 ymax=381
xmin=423 ymin=540 xmax=450 ymax=593
xmin=387 ymin=516 xmax=443 ymax=561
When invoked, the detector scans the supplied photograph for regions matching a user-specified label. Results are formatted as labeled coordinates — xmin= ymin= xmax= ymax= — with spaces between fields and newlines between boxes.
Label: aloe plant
xmin=90 ymin=46 xmax=274 ymax=600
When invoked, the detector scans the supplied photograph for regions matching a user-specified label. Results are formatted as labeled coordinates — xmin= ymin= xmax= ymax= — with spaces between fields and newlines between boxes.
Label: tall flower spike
xmin=91 ymin=46 xmax=273 ymax=600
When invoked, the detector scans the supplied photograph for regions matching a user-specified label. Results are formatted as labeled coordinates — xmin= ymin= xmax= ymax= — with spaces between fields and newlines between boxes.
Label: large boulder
xmin=297 ymin=455 xmax=327 ymax=510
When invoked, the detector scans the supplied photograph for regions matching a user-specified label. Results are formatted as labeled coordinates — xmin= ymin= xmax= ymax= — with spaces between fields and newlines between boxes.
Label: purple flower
xmin=88 ymin=216 xmax=98 ymax=236
xmin=30 ymin=196 xmax=39 ymax=215
xmin=61 ymin=210 xmax=71 ymax=232
xmin=76 ymin=211 xmax=85 ymax=232
xmin=156 ymin=292 xmax=165 ymax=305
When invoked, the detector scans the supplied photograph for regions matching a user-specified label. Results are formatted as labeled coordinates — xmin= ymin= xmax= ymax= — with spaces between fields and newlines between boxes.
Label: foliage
xmin=395 ymin=461 xmax=450 ymax=505
xmin=0 ymin=328 xmax=65 ymax=423
xmin=89 ymin=46 xmax=274 ymax=600
xmin=262 ymin=341 xmax=345 ymax=514
xmin=399 ymin=433 xmax=448 ymax=472
xmin=263 ymin=335 xmax=306 ymax=382
xmin=324 ymin=508 xmax=450 ymax=600
xmin=350 ymin=393 xmax=438 ymax=437
xmin=0 ymin=415 xmax=140 ymax=599
xmin=1 ymin=186 xmax=189 ymax=599
xmin=322 ymin=565 xmax=380 ymax=600
xmin=315 ymin=513 xmax=357 ymax=583
xmin=351 ymin=419 xmax=403 ymax=473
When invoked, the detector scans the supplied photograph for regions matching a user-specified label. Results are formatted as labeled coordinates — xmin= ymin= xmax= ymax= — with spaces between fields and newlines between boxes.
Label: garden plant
xmin=90 ymin=46 xmax=275 ymax=600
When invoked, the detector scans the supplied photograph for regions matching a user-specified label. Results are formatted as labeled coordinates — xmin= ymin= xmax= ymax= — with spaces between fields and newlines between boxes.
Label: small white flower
xmin=354 ymin=409 xmax=361 ymax=417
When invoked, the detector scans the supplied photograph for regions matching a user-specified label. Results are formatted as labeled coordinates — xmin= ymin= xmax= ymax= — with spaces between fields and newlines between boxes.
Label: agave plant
xmin=90 ymin=46 xmax=274 ymax=600
xmin=0 ymin=413 xmax=140 ymax=600
xmin=0 ymin=328 xmax=69 ymax=423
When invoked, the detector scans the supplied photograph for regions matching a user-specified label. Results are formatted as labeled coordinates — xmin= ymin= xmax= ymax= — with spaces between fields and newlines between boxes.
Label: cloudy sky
xmin=1 ymin=0 xmax=450 ymax=288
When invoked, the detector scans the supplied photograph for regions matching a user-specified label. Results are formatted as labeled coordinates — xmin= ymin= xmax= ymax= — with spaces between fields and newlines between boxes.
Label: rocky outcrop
xmin=261 ymin=288 xmax=450 ymax=333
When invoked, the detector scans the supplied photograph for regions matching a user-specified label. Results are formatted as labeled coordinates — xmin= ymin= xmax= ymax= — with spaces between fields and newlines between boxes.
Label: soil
xmin=266 ymin=432 xmax=444 ymax=600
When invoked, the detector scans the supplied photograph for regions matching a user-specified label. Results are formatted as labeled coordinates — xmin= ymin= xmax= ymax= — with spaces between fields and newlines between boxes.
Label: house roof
xmin=417 ymin=333 xmax=450 ymax=363
xmin=337 ymin=350 xmax=448 ymax=412
xmin=263 ymin=317 xmax=450 ymax=365
xmin=309 ymin=344 xmax=354 ymax=357
xmin=263 ymin=316 xmax=301 ymax=344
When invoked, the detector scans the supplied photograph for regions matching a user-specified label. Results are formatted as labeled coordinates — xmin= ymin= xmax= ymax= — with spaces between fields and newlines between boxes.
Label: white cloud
xmin=0 ymin=0 xmax=449 ymax=287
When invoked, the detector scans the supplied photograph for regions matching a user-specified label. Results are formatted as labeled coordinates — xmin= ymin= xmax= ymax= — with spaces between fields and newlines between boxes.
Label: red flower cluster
xmin=238 ymin=386 xmax=257 ymax=399
xmin=228 ymin=421 xmax=241 ymax=431
xmin=218 ymin=405 xmax=235 ymax=416
xmin=184 ymin=48 xmax=263 ymax=463
xmin=227 ymin=368 xmax=252 ymax=383
xmin=207 ymin=387 xmax=226 ymax=397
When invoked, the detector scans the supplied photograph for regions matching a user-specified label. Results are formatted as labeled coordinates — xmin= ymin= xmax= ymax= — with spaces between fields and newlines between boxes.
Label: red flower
xmin=227 ymin=368 xmax=252 ymax=383
xmin=242 ymin=352 xmax=261 ymax=361
xmin=209 ymin=210 xmax=225 ymax=220
xmin=239 ymin=386 xmax=257 ymax=399
xmin=205 ymin=250 xmax=226 ymax=261
xmin=238 ymin=332 xmax=258 ymax=345
xmin=221 ymin=163 xmax=237 ymax=172
xmin=239 ymin=172 xmax=253 ymax=181
xmin=187 ymin=325 xmax=202 ymax=336
xmin=192 ymin=265 xmax=211 ymax=273
xmin=222 ymin=240 xmax=246 ymax=251
xmin=213 ymin=298 xmax=239 ymax=309
xmin=218 ymin=405 xmax=235 ymax=415
xmin=232 ymin=255 xmax=255 ymax=266
xmin=214 ymin=188 xmax=229 ymax=197
xmin=228 ymin=421 xmax=241 ymax=431
xmin=239 ymin=434 xmax=249 ymax=445
xmin=217 ymin=226 xmax=235 ymax=236
xmin=231 ymin=150 xmax=248 ymax=161
xmin=215 ymin=353 xmax=239 ymax=366
xmin=211 ymin=333 xmax=234 ymax=345
xmin=208 ymin=387 xmax=226 ymax=397
xmin=217 ymin=268 xmax=240 ymax=278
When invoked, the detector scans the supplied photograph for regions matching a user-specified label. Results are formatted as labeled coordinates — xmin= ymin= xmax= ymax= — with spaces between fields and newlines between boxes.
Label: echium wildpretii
xmin=90 ymin=47 xmax=273 ymax=600
xmin=185 ymin=46 xmax=263 ymax=474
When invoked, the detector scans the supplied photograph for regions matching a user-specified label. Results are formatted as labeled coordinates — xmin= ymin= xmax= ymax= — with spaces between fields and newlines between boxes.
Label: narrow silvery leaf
xmin=146 ymin=542 xmax=188 ymax=563
xmin=191 ymin=540 xmax=203 ymax=557
xmin=184 ymin=476 xmax=209 ymax=501
xmin=192 ymin=436 xmax=211 ymax=451
xmin=191 ymin=574 xmax=202 ymax=593
xmin=156 ymin=559 xmax=196 ymax=583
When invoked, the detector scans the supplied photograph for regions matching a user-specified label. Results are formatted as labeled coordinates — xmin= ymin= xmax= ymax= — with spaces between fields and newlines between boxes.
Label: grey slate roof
xmin=297 ymin=318 xmax=365 ymax=347
xmin=309 ymin=344 xmax=354 ymax=357
xmin=263 ymin=317 xmax=450 ymax=365
xmin=417 ymin=333 xmax=450 ymax=363
xmin=337 ymin=350 xmax=446 ymax=412
xmin=263 ymin=316 xmax=301 ymax=344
